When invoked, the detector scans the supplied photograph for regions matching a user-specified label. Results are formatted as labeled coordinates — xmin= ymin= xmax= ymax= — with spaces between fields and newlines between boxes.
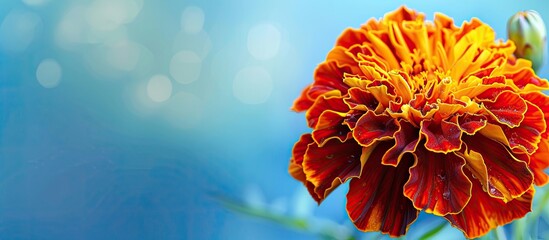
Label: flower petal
xmin=353 ymin=112 xmax=399 ymax=147
xmin=346 ymin=142 xmax=418 ymax=237
xmin=482 ymin=91 xmax=527 ymax=127
xmin=306 ymin=96 xmax=348 ymax=128
xmin=505 ymin=67 xmax=549 ymax=90
xmin=288 ymin=134 xmax=321 ymax=203
xmin=529 ymin=139 xmax=549 ymax=186
xmin=312 ymin=111 xmax=352 ymax=146
xmin=292 ymin=85 xmax=315 ymax=112
xmin=382 ymin=120 xmax=419 ymax=166
xmin=462 ymin=134 xmax=533 ymax=202
xmin=445 ymin=175 xmax=534 ymax=239
xmin=420 ymin=119 xmax=463 ymax=153
xmin=521 ymin=91 xmax=549 ymax=138
xmin=458 ymin=114 xmax=487 ymax=135
xmin=336 ymin=28 xmax=368 ymax=49
xmin=503 ymin=101 xmax=545 ymax=154
xmin=403 ymin=147 xmax=472 ymax=215
xmin=303 ymin=138 xmax=364 ymax=202
xmin=344 ymin=87 xmax=380 ymax=112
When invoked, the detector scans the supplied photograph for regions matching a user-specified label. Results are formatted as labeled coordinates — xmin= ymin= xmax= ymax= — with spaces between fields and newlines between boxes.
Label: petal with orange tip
xmin=462 ymin=134 xmax=533 ymax=202
xmin=292 ymin=85 xmax=315 ymax=112
xmin=482 ymin=91 xmax=527 ymax=128
xmin=420 ymin=119 xmax=462 ymax=153
xmin=353 ymin=111 xmax=399 ymax=147
xmin=457 ymin=114 xmax=487 ymax=135
xmin=521 ymin=91 xmax=549 ymax=138
xmin=306 ymin=96 xmax=348 ymax=128
xmin=444 ymin=175 xmax=533 ymax=239
xmin=403 ymin=147 xmax=472 ymax=215
xmin=529 ymin=139 xmax=549 ymax=186
xmin=302 ymin=138 xmax=364 ymax=202
xmin=346 ymin=142 xmax=418 ymax=237
xmin=505 ymin=67 xmax=549 ymax=90
xmin=344 ymin=87 xmax=380 ymax=112
xmin=382 ymin=120 xmax=419 ymax=166
xmin=288 ymin=134 xmax=322 ymax=203
xmin=503 ymin=101 xmax=545 ymax=154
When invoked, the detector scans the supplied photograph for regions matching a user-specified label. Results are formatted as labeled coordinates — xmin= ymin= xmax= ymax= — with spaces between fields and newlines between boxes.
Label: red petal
xmin=292 ymin=86 xmax=314 ymax=112
xmin=505 ymin=67 xmax=549 ymax=89
xmin=521 ymin=92 xmax=549 ymax=138
xmin=308 ymin=60 xmax=352 ymax=99
xmin=382 ymin=120 xmax=419 ymax=166
xmin=288 ymin=134 xmax=321 ymax=203
xmin=336 ymin=28 xmax=368 ymax=49
xmin=353 ymin=112 xmax=399 ymax=147
xmin=482 ymin=91 xmax=527 ymax=127
xmin=503 ymin=101 xmax=545 ymax=154
xmin=420 ymin=119 xmax=462 ymax=153
xmin=458 ymin=114 xmax=487 ymax=135
xmin=463 ymin=134 xmax=533 ymax=201
xmin=529 ymin=139 xmax=549 ymax=186
xmin=346 ymin=143 xmax=418 ymax=237
xmin=403 ymin=147 xmax=472 ymax=215
xmin=344 ymin=87 xmax=380 ymax=112
xmin=306 ymin=96 xmax=348 ymax=128
xmin=445 ymin=174 xmax=533 ymax=239
xmin=312 ymin=111 xmax=352 ymax=146
xmin=302 ymin=138 xmax=363 ymax=202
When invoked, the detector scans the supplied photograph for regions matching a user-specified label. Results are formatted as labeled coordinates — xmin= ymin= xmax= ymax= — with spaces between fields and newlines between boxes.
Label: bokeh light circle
xmin=36 ymin=59 xmax=62 ymax=88
xmin=147 ymin=75 xmax=173 ymax=103
xmin=181 ymin=6 xmax=205 ymax=34
xmin=0 ymin=9 xmax=42 ymax=52
xmin=247 ymin=23 xmax=281 ymax=60
xmin=233 ymin=66 xmax=273 ymax=104
xmin=169 ymin=50 xmax=202 ymax=84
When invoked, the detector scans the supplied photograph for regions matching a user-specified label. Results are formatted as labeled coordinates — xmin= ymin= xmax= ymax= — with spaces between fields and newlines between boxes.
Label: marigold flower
xmin=289 ymin=6 xmax=549 ymax=238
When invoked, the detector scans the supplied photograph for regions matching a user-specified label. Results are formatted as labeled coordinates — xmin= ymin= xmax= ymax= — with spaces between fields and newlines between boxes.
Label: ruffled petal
xmin=292 ymin=86 xmax=315 ymax=112
xmin=445 ymin=175 xmax=534 ymax=239
xmin=344 ymin=87 xmax=380 ymax=112
xmin=336 ymin=28 xmax=368 ymax=49
xmin=529 ymin=139 xmax=549 ymax=186
xmin=503 ymin=101 xmax=545 ymax=154
xmin=504 ymin=67 xmax=549 ymax=90
xmin=420 ymin=119 xmax=462 ymax=153
xmin=404 ymin=147 xmax=472 ymax=215
xmin=288 ymin=134 xmax=321 ymax=203
xmin=346 ymin=142 xmax=418 ymax=237
xmin=458 ymin=114 xmax=487 ymax=135
xmin=462 ymin=134 xmax=533 ymax=202
xmin=306 ymin=96 xmax=348 ymax=128
xmin=312 ymin=111 xmax=351 ymax=146
xmin=303 ymin=138 xmax=364 ymax=202
xmin=353 ymin=112 xmax=399 ymax=147
xmin=521 ymin=91 xmax=549 ymax=138
xmin=382 ymin=120 xmax=419 ymax=166
xmin=482 ymin=91 xmax=527 ymax=127
xmin=309 ymin=60 xmax=352 ymax=98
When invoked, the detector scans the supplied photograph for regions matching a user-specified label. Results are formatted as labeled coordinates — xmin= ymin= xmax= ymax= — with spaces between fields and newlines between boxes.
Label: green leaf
xmin=214 ymin=195 xmax=309 ymax=230
xmin=418 ymin=221 xmax=447 ymax=240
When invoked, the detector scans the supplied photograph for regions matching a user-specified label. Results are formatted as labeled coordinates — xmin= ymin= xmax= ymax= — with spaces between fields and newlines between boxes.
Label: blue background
xmin=1 ymin=0 xmax=549 ymax=239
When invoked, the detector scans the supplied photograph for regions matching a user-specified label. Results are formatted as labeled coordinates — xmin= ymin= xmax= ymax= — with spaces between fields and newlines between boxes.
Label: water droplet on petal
xmin=489 ymin=186 xmax=497 ymax=195
xmin=442 ymin=191 xmax=450 ymax=200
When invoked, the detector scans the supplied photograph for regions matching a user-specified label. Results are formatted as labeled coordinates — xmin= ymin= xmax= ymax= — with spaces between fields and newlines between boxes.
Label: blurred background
xmin=1 ymin=0 xmax=549 ymax=239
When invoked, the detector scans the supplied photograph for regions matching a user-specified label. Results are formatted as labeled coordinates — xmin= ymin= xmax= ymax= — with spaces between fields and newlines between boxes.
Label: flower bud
xmin=507 ymin=10 xmax=547 ymax=71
